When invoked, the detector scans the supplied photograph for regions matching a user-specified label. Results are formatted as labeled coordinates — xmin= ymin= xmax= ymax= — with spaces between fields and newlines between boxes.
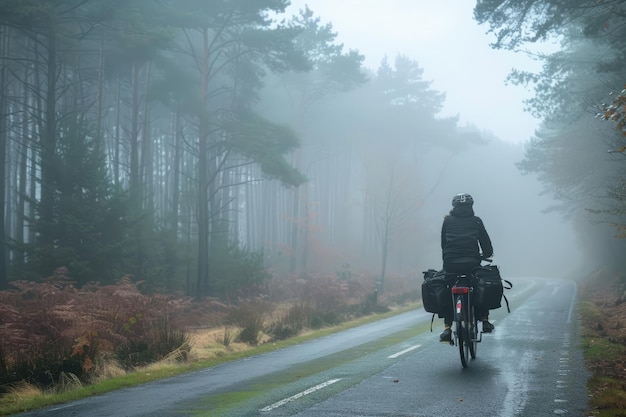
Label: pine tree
xmin=25 ymin=120 xmax=132 ymax=285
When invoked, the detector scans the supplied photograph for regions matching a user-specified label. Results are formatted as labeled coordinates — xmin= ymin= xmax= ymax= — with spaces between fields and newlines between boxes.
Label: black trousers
xmin=442 ymin=261 xmax=489 ymax=326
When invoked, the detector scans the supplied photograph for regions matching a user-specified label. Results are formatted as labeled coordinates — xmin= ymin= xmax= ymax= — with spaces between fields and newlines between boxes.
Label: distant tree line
xmin=0 ymin=1 xmax=473 ymax=297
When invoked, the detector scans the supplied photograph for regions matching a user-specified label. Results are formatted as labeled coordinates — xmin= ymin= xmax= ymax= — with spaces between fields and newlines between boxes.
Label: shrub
xmin=215 ymin=327 xmax=235 ymax=347
xmin=236 ymin=316 xmax=264 ymax=346
xmin=309 ymin=312 xmax=325 ymax=329
xmin=0 ymin=277 xmax=193 ymax=389
xmin=360 ymin=291 xmax=391 ymax=315
xmin=267 ymin=302 xmax=313 ymax=340
xmin=283 ymin=302 xmax=313 ymax=329
xmin=0 ymin=266 xmax=421 ymax=395
xmin=321 ymin=311 xmax=342 ymax=326
xmin=54 ymin=372 xmax=83 ymax=394
xmin=0 ymin=282 xmax=96 ymax=391
xmin=209 ymin=245 xmax=272 ymax=299
xmin=266 ymin=322 xmax=298 ymax=341
xmin=115 ymin=318 xmax=190 ymax=370
xmin=227 ymin=301 xmax=273 ymax=346
xmin=226 ymin=301 xmax=273 ymax=326
xmin=304 ymin=277 xmax=348 ymax=314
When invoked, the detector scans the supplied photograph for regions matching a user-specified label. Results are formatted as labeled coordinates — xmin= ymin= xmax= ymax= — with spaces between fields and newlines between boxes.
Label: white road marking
xmin=566 ymin=281 xmax=577 ymax=324
xmin=260 ymin=378 xmax=342 ymax=412
xmin=510 ymin=278 xmax=539 ymax=298
xmin=387 ymin=344 xmax=422 ymax=359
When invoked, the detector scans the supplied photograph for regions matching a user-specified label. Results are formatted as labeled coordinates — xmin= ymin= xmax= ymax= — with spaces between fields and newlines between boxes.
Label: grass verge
xmin=579 ymin=295 xmax=626 ymax=416
xmin=583 ymin=336 xmax=626 ymax=416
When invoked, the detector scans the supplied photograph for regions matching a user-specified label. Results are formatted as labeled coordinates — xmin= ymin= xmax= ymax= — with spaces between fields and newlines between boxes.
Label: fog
xmin=285 ymin=0 xmax=551 ymax=145
xmin=416 ymin=141 xmax=583 ymax=279
xmin=259 ymin=73 xmax=584 ymax=280
xmin=255 ymin=2 xmax=584 ymax=281
xmin=339 ymin=138 xmax=581 ymax=279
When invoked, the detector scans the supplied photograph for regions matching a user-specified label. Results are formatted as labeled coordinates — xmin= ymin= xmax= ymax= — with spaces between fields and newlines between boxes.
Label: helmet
xmin=452 ymin=193 xmax=473 ymax=207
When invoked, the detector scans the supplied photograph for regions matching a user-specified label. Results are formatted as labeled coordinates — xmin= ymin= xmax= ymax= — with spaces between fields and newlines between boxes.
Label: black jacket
xmin=441 ymin=205 xmax=493 ymax=264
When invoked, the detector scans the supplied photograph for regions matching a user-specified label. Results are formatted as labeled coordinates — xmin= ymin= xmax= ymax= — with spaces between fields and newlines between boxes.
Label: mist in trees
xmin=475 ymin=0 xmax=626 ymax=274
xmin=1 ymin=0 xmax=616 ymax=299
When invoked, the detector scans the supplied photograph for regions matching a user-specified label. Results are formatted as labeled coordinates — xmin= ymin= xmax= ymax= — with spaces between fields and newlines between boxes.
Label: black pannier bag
xmin=472 ymin=265 xmax=511 ymax=311
xmin=421 ymin=269 xmax=452 ymax=317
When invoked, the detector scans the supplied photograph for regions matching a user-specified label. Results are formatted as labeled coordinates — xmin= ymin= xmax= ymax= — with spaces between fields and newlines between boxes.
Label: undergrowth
xmin=0 ymin=269 xmax=420 ymax=407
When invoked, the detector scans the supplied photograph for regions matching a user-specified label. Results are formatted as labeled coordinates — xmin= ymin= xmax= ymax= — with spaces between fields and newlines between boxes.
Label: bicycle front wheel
xmin=469 ymin=306 xmax=478 ymax=359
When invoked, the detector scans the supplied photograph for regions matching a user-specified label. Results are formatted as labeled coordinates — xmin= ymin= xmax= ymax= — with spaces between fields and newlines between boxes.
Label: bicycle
xmin=447 ymin=259 xmax=495 ymax=368
xmin=448 ymin=270 xmax=480 ymax=367
xmin=422 ymin=259 xmax=509 ymax=368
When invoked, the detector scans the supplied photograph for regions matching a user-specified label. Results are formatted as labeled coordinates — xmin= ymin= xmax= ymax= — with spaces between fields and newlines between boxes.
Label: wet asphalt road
xmin=11 ymin=277 xmax=589 ymax=417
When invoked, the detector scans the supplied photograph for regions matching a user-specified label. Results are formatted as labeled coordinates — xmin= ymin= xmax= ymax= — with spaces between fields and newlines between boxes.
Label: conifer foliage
xmin=0 ymin=0 xmax=313 ymax=292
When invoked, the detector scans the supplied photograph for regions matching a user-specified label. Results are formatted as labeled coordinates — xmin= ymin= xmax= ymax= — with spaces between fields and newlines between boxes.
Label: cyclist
xmin=439 ymin=193 xmax=494 ymax=342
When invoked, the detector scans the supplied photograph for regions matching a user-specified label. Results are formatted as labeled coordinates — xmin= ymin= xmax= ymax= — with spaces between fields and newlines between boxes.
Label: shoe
xmin=440 ymin=327 xmax=452 ymax=342
xmin=482 ymin=320 xmax=494 ymax=333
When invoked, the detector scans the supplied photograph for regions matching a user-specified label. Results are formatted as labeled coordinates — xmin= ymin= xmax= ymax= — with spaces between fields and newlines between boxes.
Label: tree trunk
xmin=113 ymin=78 xmax=122 ymax=185
xmin=196 ymin=127 xmax=210 ymax=297
xmin=39 ymin=28 xmax=58 ymax=246
xmin=300 ymin=181 xmax=310 ymax=271
xmin=95 ymin=40 xmax=104 ymax=152
xmin=379 ymin=223 xmax=389 ymax=292
xmin=0 ymin=24 xmax=8 ymax=288
xmin=129 ymin=61 xmax=141 ymax=200
xmin=140 ymin=62 xmax=152 ymax=209
xmin=196 ymin=27 xmax=211 ymax=298
xmin=289 ymin=149 xmax=301 ymax=274
xmin=15 ymin=78 xmax=30 ymax=269
xmin=170 ymin=111 xmax=181 ymax=236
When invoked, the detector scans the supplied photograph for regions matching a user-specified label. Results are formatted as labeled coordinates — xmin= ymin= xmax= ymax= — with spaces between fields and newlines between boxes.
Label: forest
xmin=0 ymin=0 xmax=517 ymax=296
xmin=0 ymin=0 xmax=625 ymax=401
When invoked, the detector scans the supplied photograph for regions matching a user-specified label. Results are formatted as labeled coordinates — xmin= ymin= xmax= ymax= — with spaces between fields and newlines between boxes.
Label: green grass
xmin=582 ymin=336 xmax=624 ymax=363
xmin=588 ymin=376 xmax=626 ymax=417
xmin=578 ymin=298 xmax=626 ymax=416
xmin=0 ymin=303 xmax=421 ymax=416
xmin=578 ymin=300 xmax=603 ymax=325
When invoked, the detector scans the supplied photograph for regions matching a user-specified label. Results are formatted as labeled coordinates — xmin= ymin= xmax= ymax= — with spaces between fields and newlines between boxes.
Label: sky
xmin=285 ymin=1 xmax=551 ymax=144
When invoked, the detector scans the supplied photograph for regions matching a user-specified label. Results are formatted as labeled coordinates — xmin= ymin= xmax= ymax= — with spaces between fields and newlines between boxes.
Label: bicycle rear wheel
xmin=456 ymin=321 xmax=469 ymax=367
xmin=455 ymin=295 xmax=470 ymax=368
